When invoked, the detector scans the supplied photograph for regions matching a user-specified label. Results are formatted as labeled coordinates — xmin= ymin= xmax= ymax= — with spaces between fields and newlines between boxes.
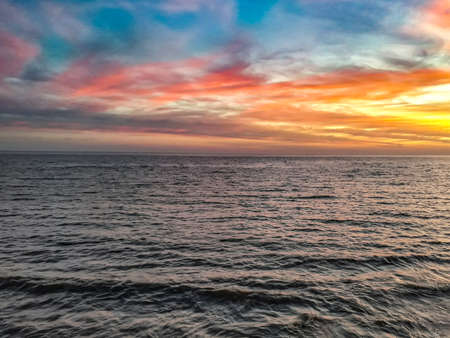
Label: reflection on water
xmin=0 ymin=155 xmax=449 ymax=337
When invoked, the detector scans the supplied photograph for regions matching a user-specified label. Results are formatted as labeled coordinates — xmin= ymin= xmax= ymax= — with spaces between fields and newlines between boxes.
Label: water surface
xmin=0 ymin=155 xmax=449 ymax=337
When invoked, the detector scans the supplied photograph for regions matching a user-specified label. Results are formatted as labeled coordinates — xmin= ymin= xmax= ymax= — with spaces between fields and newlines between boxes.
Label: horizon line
xmin=1 ymin=150 xmax=450 ymax=158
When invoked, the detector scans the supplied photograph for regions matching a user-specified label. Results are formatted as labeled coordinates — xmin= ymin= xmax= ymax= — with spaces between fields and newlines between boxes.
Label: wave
xmin=20 ymin=177 xmax=86 ymax=181
xmin=3 ymin=273 xmax=448 ymax=315
xmin=0 ymin=275 xmax=317 ymax=307
xmin=297 ymin=195 xmax=336 ymax=199
xmin=0 ymin=213 xmax=21 ymax=218
xmin=278 ymin=254 xmax=450 ymax=269
xmin=368 ymin=210 xmax=450 ymax=220
xmin=396 ymin=283 xmax=450 ymax=298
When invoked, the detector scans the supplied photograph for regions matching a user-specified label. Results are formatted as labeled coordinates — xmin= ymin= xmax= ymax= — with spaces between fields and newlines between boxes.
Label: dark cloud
xmin=383 ymin=56 xmax=423 ymax=70
xmin=20 ymin=59 xmax=54 ymax=82
xmin=0 ymin=94 xmax=350 ymax=145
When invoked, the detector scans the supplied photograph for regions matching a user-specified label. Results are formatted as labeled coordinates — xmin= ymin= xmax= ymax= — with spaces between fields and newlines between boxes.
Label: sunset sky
xmin=0 ymin=0 xmax=449 ymax=154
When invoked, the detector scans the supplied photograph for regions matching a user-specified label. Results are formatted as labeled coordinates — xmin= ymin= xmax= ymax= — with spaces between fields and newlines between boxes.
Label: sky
xmin=0 ymin=0 xmax=449 ymax=155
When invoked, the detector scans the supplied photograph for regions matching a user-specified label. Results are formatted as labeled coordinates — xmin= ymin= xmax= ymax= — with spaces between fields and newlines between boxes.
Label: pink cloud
xmin=65 ymin=55 xmax=217 ymax=102
xmin=411 ymin=0 xmax=450 ymax=50
xmin=0 ymin=30 xmax=39 ymax=78
xmin=424 ymin=0 xmax=450 ymax=29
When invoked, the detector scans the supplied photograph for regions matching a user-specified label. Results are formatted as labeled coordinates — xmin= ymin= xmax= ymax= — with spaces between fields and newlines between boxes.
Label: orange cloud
xmin=244 ymin=68 xmax=450 ymax=144
xmin=261 ymin=68 xmax=450 ymax=102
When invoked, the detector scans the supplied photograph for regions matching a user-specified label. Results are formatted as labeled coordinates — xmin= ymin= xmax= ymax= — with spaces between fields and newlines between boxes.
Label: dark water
xmin=1 ymin=154 xmax=449 ymax=337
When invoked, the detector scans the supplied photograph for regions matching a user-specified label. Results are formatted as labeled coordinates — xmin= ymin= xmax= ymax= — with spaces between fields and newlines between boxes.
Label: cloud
xmin=0 ymin=1 xmax=39 ymax=37
xmin=0 ymin=0 xmax=449 ymax=154
xmin=40 ymin=1 xmax=92 ymax=43
xmin=1 ymin=61 xmax=449 ymax=151
xmin=0 ymin=31 xmax=39 ymax=78
xmin=409 ymin=0 xmax=450 ymax=51
xmin=0 ymin=93 xmax=337 ymax=145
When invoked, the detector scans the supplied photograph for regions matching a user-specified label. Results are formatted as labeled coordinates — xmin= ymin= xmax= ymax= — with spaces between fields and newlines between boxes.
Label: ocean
xmin=0 ymin=154 xmax=449 ymax=337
